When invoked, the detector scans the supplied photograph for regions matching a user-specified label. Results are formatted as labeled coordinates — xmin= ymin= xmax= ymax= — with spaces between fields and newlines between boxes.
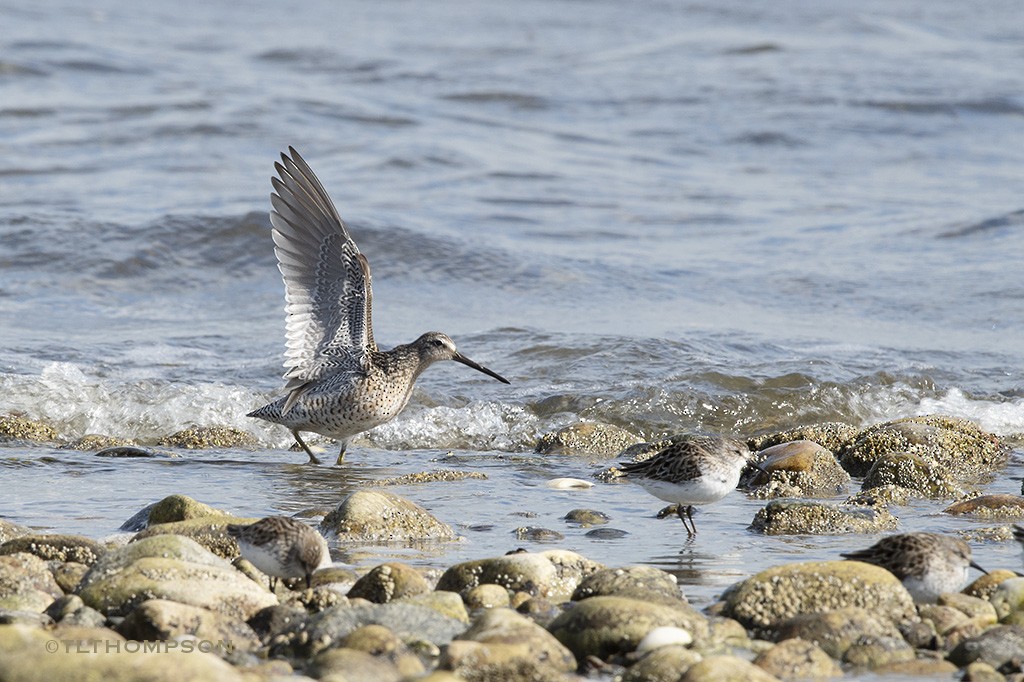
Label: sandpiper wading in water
xmin=248 ymin=147 xmax=510 ymax=464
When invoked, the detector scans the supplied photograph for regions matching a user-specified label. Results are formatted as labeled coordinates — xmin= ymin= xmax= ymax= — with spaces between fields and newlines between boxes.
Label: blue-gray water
xmin=2 ymin=0 xmax=1024 ymax=614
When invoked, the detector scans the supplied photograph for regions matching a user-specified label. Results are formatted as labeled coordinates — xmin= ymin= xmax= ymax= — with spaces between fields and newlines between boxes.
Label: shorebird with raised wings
xmin=248 ymin=147 xmax=509 ymax=464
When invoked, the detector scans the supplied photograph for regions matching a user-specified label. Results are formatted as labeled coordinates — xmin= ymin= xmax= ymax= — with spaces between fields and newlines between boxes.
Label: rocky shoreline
xmin=2 ymin=413 xmax=1024 ymax=680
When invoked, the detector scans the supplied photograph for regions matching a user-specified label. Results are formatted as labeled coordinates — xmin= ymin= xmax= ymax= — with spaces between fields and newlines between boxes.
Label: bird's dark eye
xmin=431 ymin=339 xmax=444 ymax=347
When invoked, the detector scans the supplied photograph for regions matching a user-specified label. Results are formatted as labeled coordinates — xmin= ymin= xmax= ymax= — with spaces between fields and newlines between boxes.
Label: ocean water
xmin=2 ymin=0 xmax=1024 ymax=611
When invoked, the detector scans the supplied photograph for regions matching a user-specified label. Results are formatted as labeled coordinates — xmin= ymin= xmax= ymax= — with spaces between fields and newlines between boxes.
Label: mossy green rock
xmin=75 ymin=534 xmax=276 ymax=620
xmin=535 ymin=421 xmax=642 ymax=457
xmin=0 ymin=623 xmax=244 ymax=681
xmin=862 ymin=452 xmax=966 ymax=499
xmin=750 ymin=500 xmax=898 ymax=535
xmin=0 ymin=553 xmax=63 ymax=612
xmin=571 ymin=566 xmax=685 ymax=606
xmin=0 ymin=534 xmax=106 ymax=566
xmin=321 ymin=490 xmax=456 ymax=542
xmin=839 ymin=415 xmax=1004 ymax=477
xmin=132 ymin=515 xmax=259 ymax=559
xmin=547 ymin=595 xmax=709 ymax=661
xmin=147 ymin=494 xmax=227 ymax=524
xmin=437 ymin=549 xmax=602 ymax=600
xmin=722 ymin=561 xmax=915 ymax=630
xmin=348 ymin=562 xmax=431 ymax=603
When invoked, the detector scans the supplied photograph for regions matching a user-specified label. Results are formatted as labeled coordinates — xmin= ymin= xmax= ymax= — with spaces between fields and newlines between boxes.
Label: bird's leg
xmin=292 ymin=430 xmax=321 ymax=464
xmin=269 ymin=576 xmax=278 ymax=592
xmin=335 ymin=443 xmax=347 ymax=465
xmin=676 ymin=505 xmax=697 ymax=537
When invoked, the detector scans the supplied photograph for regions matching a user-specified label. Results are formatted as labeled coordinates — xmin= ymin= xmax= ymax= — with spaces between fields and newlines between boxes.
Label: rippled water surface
xmin=2 ymin=0 xmax=1024 ymax=611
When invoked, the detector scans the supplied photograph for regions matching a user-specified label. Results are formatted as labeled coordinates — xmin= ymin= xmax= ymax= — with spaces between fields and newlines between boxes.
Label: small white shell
xmin=546 ymin=477 xmax=594 ymax=489
xmin=636 ymin=626 xmax=693 ymax=653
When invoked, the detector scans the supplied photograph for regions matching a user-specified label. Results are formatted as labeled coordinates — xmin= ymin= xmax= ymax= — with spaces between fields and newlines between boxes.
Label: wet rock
xmin=874 ymin=658 xmax=959 ymax=676
xmin=60 ymin=434 xmax=136 ymax=450
xmin=622 ymin=645 xmax=702 ymax=682
xmin=966 ymin=570 xmax=1018 ymax=600
xmin=347 ymin=562 xmax=430 ymax=603
xmin=585 ymin=527 xmax=628 ymax=539
xmin=247 ymin=603 xmax=308 ymax=641
xmin=721 ymin=561 xmax=915 ymax=630
xmin=845 ymin=485 xmax=915 ymax=507
xmin=946 ymin=495 xmax=1024 ymax=520
xmin=681 ymin=654 xmax=782 ymax=682
xmin=463 ymin=584 xmax=511 ymax=609
xmin=0 ymin=534 xmax=105 ymax=566
xmin=308 ymin=647 xmax=404 ymax=681
xmin=748 ymin=440 xmax=850 ymax=498
xmin=945 ymin=616 xmax=996 ymax=652
xmin=0 ymin=623 xmax=244 ymax=681
xmin=363 ymin=470 xmax=487 ymax=486
xmin=156 ymin=425 xmax=258 ymax=449
xmin=535 ymin=421 xmax=641 ymax=457
xmin=271 ymin=600 xmax=467 ymax=658
xmin=547 ymin=595 xmax=709 ymax=661
xmin=0 ymin=609 xmax=53 ymax=626
xmin=707 ymin=616 xmax=751 ymax=649
xmin=962 ymin=661 xmax=1007 ymax=682
xmin=772 ymin=607 xmax=903 ymax=659
xmin=838 ymin=415 xmax=1004 ymax=478
xmin=948 ymin=624 xmax=1024 ymax=670
xmin=117 ymin=598 xmax=261 ymax=653
xmin=564 ymin=509 xmax=610 ymax=527
xmin=0 ymin=520 xmax=31 ymax=545
xmin=311 ymin=564 xmax=359 ymax=589
xmin=989 ymin=578 xmax=1024 ymax=624
xmin=44 ymin=595 xmax=105 ymax=628
xmin=338 ymin=624 xmax=426 ymax=677
xmin=862 ymin=452 xmax=967 ymax=499
xmin=571 ymin=566 xmax=685 ymax=607
xmin=512 ymin=526 xmax=564 ymax=542
xmin=436 ymin=549 xmax=602 ymax=600
xmin=49 ymin=560 xmax=91 ymax=593
xmin=918 ymin=604 xmax=969 ymax=636
xmin=96 ymin=446 xmax=173 ymax=458
xmin=399 ymin=591 xmax=470 ymax=623
xmin=750 ymin=499 xmax=898 ymax=535
xmin=132 ymin=515 xmax=259 ymax=559
xmin=0 ymin=414 xmax=59 ymax=442
xmin=753 ymin=638 xmax=842 ymax=679
xmin=119 ymin=494 xmax=229 ymax=533
xmin=321 ymin=490 xmax=456 ymax=542
xmin=746 ymin=421 xmax=859 ymax=454
xmin=442 ymin=607 xmax=576 ymax=677
xmin=75 ymin=534 xmax=276 ymax=621
xmin=0 ymin=553 xmax=63 ymax=612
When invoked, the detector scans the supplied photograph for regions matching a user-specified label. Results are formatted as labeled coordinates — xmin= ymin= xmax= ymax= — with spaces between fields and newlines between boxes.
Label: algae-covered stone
xmin=399 ymin=590 xmax=470 ymax=623
xmin=571 ymin=566 xmax=685 ymax=606
xmin=965 ymin=569 xmax=1018 ymax=601
xmin=945 ymin=495 xmax=1024 ymax=520
xmin=348 ymin=562 xmax=430 ymax=603
xmin=0 ymin=415 xmax=59 ymax=442
xmin=941 ymin=592 xmax=998 ymax=624
xmin=988 ymin=577 xmax=1024 ymax=624
xmin=0 ymin=520 xmax=31 ymax=545
xmin=753 ymin=638 xmax=842 ymax=679
xmin=0 ymin=623 xmax=244 ymax=681
xmin=157 ymin=426 xmax=258 ymax=449
xmin=117 ymin=598 xmax=260 ymax=653
xmin=722 ymin=561 xmax=915 ymax=630
xmin=442 ymin=607 xmax=576 ymax=676
xmin=338 ymin=624 xmax=426 ymax=678
xmin=842 ymin=634 xmax=914 ymax=668
xmin=512 ymin=526 xmax=564 ymax=542
xmin=321 ymin=490 xmax=456 ymax=542
xmin=271 ymin=600 xmax=466 ymax=658
xmin=132 ymin=514 xmax=260 ymax=559
xmin=463 ymin=584 xmax=511 ymax=609
xmin=772 ymin=607 xmax=903 ymax=659
xmin=75 ymin=534 xmax=276 ymax=620
xmin=861 ymin=452 xmax=966 ymax=499
xmin=547 ymin=595 xmax=709 ymax=662
xmin=363 ymin=470 xmax=487 ymax=486
xmin=746 ymin=422 xmax=859 ymax=454
xmin=436 ymin=549 xmax=601 ymax=600
xmin=750 ymin=500 xmax=897 ymax=535
xmin=749 ymin=440 xmax=850 ymax=499
xmin=0 ymin=534 xmax=106 ymax=566
xmin=564 ymin=509 xmax=611 ymax=527
xmin=535 ymin=421 xmax=641 ymax=457
xmin=838 ymin=415 xmax=1004 ymax=478
xmin=681 ymin=654 xmax=781 ymax=682
xmin=59 ymin=434 xmax=136 ymax=450
xmin=0 ymin=553 xmax=63 ymax=612
xmin=147 ymin=494 xmax=228 ymax=524
xmin=623 ymin=645 xmax=702 ymax=682
xmin=308 ymin=648 xmax=404 ymax=682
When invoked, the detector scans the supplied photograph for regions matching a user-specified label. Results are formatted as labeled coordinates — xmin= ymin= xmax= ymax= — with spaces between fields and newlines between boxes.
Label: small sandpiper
xmin=227 ymin=516 xmax=331 ymax=590
xmin=841 ymin=532 xmax=987 ymax=603
xmin=248 ymin=148 xmax=510 ymax=463
xmin=618 ymin=434 xmax=761 ymax=537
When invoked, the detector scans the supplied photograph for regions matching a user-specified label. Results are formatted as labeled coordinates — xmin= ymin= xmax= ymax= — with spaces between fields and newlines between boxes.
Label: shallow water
xmin=2 ymin=0 xmax=1024 ymax=616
